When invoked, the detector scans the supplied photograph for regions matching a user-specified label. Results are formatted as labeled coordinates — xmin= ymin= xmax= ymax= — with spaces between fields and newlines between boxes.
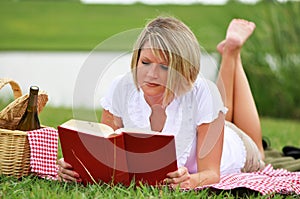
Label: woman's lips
xmin=145 ymin=82 xmax=160 ymax=87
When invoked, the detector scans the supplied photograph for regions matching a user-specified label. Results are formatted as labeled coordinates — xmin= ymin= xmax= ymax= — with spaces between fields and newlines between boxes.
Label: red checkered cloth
xmin=195 ymin=164 xmax=300 ymax=195
xmin=27 ymin=127 xmax=59 ymax=180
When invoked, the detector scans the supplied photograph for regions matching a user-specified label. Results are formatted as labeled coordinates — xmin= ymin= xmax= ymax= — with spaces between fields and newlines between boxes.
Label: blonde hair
xmin=131 ymin=16 xmax=200 ymax=105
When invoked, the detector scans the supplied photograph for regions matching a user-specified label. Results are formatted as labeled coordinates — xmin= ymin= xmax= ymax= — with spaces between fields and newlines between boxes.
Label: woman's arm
xmin=192 ymin=112 xmax=225 ymax=186
xmin=165 ymin=112 xmax=225 ymax=188
xmin=101 ymin=109 xmax=123 ymax=131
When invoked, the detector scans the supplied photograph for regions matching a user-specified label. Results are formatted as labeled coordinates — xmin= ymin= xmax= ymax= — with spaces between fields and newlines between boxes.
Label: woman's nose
xmin=146 ymin=64 xmax=159 ymax=78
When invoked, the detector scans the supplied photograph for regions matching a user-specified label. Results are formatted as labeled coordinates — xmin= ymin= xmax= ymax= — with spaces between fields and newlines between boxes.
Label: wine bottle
xmin=16 ymin=86 xmax=41 ymax=131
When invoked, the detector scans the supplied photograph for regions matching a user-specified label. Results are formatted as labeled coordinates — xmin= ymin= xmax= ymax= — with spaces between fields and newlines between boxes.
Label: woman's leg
xmin=216 ymin=19 xmax=264 ymax=159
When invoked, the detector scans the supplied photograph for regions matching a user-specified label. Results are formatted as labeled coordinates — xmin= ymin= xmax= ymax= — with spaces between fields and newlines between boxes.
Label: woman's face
xmin=136 ymin=48 xmax=169 ymax=98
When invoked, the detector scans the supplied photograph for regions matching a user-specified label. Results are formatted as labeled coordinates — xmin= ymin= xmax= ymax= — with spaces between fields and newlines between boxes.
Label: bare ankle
xmin=222 ymin=43 xmax=241 ymax=56
xmin=225 ymin=37 xmax=243 ymax=51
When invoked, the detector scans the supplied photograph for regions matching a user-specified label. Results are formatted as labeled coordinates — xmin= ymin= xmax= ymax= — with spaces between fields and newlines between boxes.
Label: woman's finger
xmin=58 ymin=171 xmax=80 ymax=182
xmin=164 ymin=172 xmax=190 ymax=185
xmin=57 ymin=158 xmax=81 ymax=182
xmin=170 ymin=181 xmax=191 ymax=189
xmin=58 ymin=166 xmax=81 ymax=182
xmin=57 ymin=158 xmax=72 ymax=169
xmin=164 ymin=167 xmax=190 ymax=185
xmin=166 ymin=167 xmax=188 ymax=178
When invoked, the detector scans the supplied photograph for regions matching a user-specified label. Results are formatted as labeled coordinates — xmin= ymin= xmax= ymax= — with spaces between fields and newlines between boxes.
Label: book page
xmin=115 ymin=127 xmax=160 ymax=135
xmin=60 ymin=119 xmax=116 ymax=138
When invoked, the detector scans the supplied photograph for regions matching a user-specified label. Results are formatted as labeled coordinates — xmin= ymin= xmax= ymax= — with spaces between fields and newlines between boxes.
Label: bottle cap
xmin=30 ymin=86 xmax=39 ymax=95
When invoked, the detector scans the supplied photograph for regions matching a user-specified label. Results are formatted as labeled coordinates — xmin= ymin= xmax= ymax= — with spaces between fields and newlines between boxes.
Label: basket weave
xmin=0 ymin=78 xmax=48 ymax=178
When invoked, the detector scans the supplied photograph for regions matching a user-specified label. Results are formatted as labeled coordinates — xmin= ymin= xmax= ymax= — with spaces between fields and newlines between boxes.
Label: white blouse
xmin=100 ymin=72 xmax=246 ymax=175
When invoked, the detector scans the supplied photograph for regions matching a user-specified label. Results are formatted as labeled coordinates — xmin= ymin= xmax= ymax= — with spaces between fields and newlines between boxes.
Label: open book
xmin=58 ymin=119 xmax=178 ymax=186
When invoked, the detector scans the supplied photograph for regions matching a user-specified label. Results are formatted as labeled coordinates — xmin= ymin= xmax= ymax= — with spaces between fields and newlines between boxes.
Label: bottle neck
xmin=27 ymin=94 xmax=38 ymax=112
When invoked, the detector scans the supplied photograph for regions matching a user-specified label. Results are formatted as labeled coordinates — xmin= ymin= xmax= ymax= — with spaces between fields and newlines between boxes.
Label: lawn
xmin=0 ymin=105 xmax=300 ymax=198
xmin=0 ymin=0 xmax=287 ymax=52
xmin=0 ymin=1 xmax=299 ymax=198
xmin=0 ymin=105 xmax=299 ymax=198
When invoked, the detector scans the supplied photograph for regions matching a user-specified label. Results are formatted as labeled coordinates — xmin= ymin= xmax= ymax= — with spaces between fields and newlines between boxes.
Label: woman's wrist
xmin=190 ymin=170 xmax=220 ymax=188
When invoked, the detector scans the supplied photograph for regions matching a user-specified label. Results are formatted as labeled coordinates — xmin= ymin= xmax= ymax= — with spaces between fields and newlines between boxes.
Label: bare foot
xmin=217 ymin=19 xmax=256 ymax=54
xmin=217 ymin=39 xmax=226 ymax=54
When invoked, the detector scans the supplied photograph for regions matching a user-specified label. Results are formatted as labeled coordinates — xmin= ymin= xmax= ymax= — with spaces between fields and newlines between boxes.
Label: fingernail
xmin=76 ymin=178 xmax=82 ymax=183
xmin=74 ymin=172 xmax=79 ymax=178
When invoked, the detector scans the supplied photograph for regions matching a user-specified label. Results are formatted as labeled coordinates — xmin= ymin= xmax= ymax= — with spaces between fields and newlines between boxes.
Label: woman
xmin=58 ymin=16 xmax=265 ymax=188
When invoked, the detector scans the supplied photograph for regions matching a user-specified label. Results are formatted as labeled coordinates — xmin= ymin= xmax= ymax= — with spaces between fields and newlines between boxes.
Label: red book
xmin=58 ymin=119 xmax=178 ymax=186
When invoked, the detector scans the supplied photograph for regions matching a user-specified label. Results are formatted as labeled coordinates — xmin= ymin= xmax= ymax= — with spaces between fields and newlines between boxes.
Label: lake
xmin=0 ymin=51 xmax=219 ymax=108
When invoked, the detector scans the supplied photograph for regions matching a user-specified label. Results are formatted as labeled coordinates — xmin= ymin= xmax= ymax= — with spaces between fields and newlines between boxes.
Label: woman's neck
xmin=144 ymin=94 xmax=164 ymax=107
xmin=144 ymin=93 xmax=174 ymax=108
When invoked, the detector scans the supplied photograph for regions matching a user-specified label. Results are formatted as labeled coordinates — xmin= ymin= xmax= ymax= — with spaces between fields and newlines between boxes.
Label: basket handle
xmin=0 ymin=78 xmax=22 ymax=99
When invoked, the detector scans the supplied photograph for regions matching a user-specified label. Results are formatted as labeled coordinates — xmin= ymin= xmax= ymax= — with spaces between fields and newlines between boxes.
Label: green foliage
xmin=0 ymin=1 xmax=300 ymax=119
xmin=0 ymin=1 xmax=276 ymax=52
xmin=242 ymin=1 xmax=300 ymax=119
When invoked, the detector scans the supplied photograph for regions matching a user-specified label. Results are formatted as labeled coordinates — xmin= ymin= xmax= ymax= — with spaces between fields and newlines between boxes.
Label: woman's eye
xmin=160 ymin=64 xmax=169 ymax=71
xmin=142 ymin=61 xmax=150 ymax=65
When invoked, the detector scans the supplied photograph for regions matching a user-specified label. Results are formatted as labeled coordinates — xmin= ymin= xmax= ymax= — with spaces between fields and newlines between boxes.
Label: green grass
xmin=1 ymin=105 xmax=299 ymax=198
xmin=1 ymin=2 xmax=300 ymax=197
xmin=0 ymin=175 xmax=266 ymax=198
xmin=0 ymin=0 xmax=290 ymax=52
xmin=0 ymin=174 xmax=295 ymax=198
xmin=261 ymin=117 xmax=300 ymax=151
xmin=0 ymin=106 xmax=300 ymax=198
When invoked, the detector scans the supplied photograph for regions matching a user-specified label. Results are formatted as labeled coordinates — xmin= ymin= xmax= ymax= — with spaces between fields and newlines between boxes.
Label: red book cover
xmin=123 ymin=132 xmax=178 ymax=186
xmin=58 ymin=124 xmax=130 ymax=185
xmin=58 ymin=119 xmax=178 ymax=186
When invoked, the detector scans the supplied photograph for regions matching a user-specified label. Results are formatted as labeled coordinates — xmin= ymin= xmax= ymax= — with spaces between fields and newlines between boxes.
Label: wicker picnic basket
xmin=0 ymin=78 xmax=48 ymax=178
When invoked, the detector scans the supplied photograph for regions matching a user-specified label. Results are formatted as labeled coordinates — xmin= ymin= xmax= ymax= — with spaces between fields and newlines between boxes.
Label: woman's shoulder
xmin=191 ymin=75 xmax=219 ymax=96
xmin=187 ymin=75 xmax=226 ymax=119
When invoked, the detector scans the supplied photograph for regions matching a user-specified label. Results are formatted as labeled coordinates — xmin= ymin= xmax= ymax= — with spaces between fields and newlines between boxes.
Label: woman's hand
xmin=164 ymin=167 xmax=192 ymax=189
xmin=57 ymin=158 xmax=81 ymax=183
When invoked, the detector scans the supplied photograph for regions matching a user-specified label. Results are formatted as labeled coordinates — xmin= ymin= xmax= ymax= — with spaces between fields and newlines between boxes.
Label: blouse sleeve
xmin=100 ymin=74 xmax=125 ymax=117
xmin=194 ymin=78 xmax=227 ymax=126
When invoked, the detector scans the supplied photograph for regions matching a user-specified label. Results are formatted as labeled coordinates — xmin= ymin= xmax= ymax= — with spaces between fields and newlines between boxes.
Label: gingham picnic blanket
xmin=27 ymin=127 xmax=59 ymax=180
xmin=27 ymin=128 xmax=300 ymax=195
xmin=194 ymin=164 xmax=300 ymax=195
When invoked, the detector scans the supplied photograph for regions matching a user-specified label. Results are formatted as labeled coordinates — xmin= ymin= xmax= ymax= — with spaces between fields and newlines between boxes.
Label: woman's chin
xmin=143 ymin=91 xmax=164 ymax=98
xmin=141 ymin=88 xmax=164 ymax=98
